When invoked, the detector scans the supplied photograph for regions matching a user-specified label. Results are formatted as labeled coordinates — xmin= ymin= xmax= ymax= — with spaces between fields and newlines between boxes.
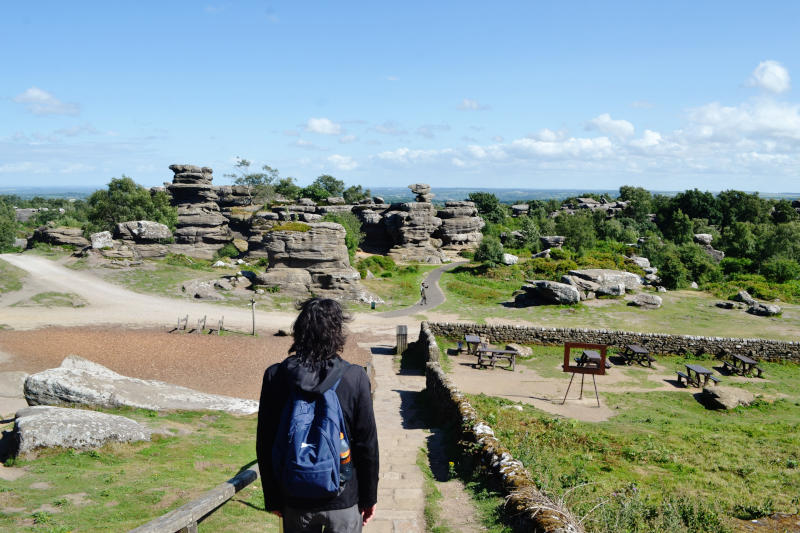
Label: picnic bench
xmin=620 ymin=344 xmax=656 ymax=367
xmin=475 ymin=347 xmax=517 ymax=371
xmin=677 ymin=363 xmax=720 ymax=388
xmin=574 ymin=350 xmax=612 ymax=369
xmin=463 ymin=334 xmax=483 ymax=355
xmin=722 ymin=354 xmax=764 ymax=377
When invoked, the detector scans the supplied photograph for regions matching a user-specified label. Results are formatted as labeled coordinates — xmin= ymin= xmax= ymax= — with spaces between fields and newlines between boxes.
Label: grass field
xmin=1 ymin=408 xmax=275 ymax=532
xmin=464 ymin=355 xmax=800 ymax=532
xmin=0 ymin=259 xmax=25 ymax=294
xmin=355 ymin=264 xmax=439 ymax=311
xmin=437 ymin=267 xmax=800 ymax=340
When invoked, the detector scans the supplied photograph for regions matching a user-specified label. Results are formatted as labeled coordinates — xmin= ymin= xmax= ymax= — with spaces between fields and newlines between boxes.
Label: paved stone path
xmin=378 ymin=261 xmax=466 ymax=318
xmin=363 ymin=342 xmax=428 ymax=533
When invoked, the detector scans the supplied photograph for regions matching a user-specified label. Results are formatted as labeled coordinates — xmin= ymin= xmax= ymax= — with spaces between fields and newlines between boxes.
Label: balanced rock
xmin=629 ymin=293 xmax=663 ymax=309
xmin=24 ymin=355 xmax=258 ymax=415
xmin=515 ymin=280 xmax=580 ymax=306
xmin=13 ymin=406 xmax=151 ymax=456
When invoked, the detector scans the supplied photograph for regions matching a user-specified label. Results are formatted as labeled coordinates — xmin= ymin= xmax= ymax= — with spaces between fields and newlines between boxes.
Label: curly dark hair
xmin=289 ymin=298 xmax=349 ymax=367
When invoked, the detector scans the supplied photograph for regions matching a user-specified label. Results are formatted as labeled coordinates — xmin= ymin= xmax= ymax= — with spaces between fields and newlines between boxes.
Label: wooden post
xmin=396 ymin=325 xmax=407 ymax=355
xmin=218 ymin=316 xmax=224 ymax=336
xmin=250 ymin=298 xmax=256 ymax=336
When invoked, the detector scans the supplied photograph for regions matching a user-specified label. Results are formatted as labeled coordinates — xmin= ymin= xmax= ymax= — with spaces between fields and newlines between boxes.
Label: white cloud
xmin=510 ymin=136 xmax=614 ymax=159
xmin=293 ymin=139 xmax=327 ymax=151
xmin=686 ymin=100 xmax=800 ymax=141
xmin=631 ymin=100 xmax=654 ymax=109
xmin=458 ymin=98 xmax=490 ymax=111
xmin=306 ymin=117 xmax=342 ymax=135
xmin=586 ymin=113 xmax=635 ymax=138
xmin=529 ymin=128 xmax=566 ymax=142
xmin=328 ymin=154 xmax=358 ymax=171
xmin=747 ymin=60 xmax=790 ymax=94
xmin=338 ymin=134 xmax=357 ymax=144
xmin=376 ymin=147 xmax=453 ymax=163
xmin=629 ymin=130 xmax=663 ymax=149
xmin=13 ymin=87 xmax=80 ymax=115
xmin=416 ymin=124 xmax=450 ymax=139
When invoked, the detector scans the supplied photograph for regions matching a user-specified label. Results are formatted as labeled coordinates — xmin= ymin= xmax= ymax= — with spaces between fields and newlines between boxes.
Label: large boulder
xmin=694 ymin=233 xmax=714 ymax=246
xmin=701 ymin=386 xmax=755 ymax=410
xmin=255 ymin=268 xmax=313 ymax=294
xmin=568 ymin=269 xmax=642 ymax=291
xmin=32 ymin=226 xmax=90 ymax=248
xmin=540 ymin=236 xmax=565 ymax=249
xmin=90 ymin=231 xmax=114 ymax=249
xmin=13 ymin=406 xmax=151 ymax=456
xmin=181 ymin=279 xmax=224 ymax=300
xmin=628 ymin=256 xmax=651 ymax=269
xmin=24 ymin=355 xmax=258 ymax=415
xmin=115 ymin=220 xmax=171 ymax=242
xmin=629 ymin=293 xmax=663 ymax=309
xmin=515 ymin=280 xmax=580 ymax=306
xmin=502 ymin=253 xmax=518 ymax=266
xmin=733 ymin=290 xmax=756 ymax=306
xmin=748 ymin=302 xmax=781 ymax=316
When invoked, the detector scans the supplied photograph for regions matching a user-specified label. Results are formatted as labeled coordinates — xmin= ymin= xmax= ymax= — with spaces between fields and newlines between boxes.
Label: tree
xmin=321 ymin=212 xmax=363 ymax=260
xmin=619 ymin=185 xmax=652 ymax=223
xmin=555 ymin=212 xmax=596 ymax=255
xmin=761 ymin=257 xmax=800 ymax=283
xmin=519 ymin=216 xmax=540 ymax=251
xmin=671 ymin=189 xmax=721 ymax=225
xmin=771 ymin=199 xmax=799 ymax=224
xmin=718 ymin=190 xmax=770 ymax=227
xmin=312 ymin=175 xmax=345 ymax=198
xmin=660 ymin=208 xmax=693 ymax=244
xmin=720 ymin=221 xmax=757 ymax=260
xmin=274 ymin=177 xmax=302 ymax=201
xmin=224 ymin=157 xmax=277 ymax=204
xmin=86 ymin=176 xmax=177 ymax=234
xmin=658 ymin=250 xmax=690 ymax=289
xmin=343 ymin=185 xmax=371 ymax=204
xmin=474 ymin=235 xmax=504 ymax=266
xmin=0 ymin=198 xmax=16 ymax=251
xmin=300 ymin=183 xmax=330 ymax=203
xmin=468 ymin=192 xmax=506 ymax=224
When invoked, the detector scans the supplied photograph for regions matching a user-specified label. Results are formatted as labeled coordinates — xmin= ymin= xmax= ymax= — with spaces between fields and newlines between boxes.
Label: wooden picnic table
xmin=464 ymin=334 xmax=482 ymax=355
xmin=621 ymin=344 xmax=655 ymax=367
xmin=678 ymin=363 xmax=719 ymax=388
xmin=724 ymin=354 xmax=764 ymax=377
xmin=575 ymin=350 xmax=612 ymax=369
xmin=475 ymin=347 xmax=517 ymax=371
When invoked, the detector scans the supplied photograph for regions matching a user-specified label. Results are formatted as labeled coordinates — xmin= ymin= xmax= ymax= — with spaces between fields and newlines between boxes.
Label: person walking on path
xmin=419 ymin=282 xmax=428 ymax=306
xmin=257 ymin=298 xmax=379 ymax=532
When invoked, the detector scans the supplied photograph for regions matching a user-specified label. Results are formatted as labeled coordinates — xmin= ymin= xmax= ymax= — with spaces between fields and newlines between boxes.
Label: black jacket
xmin=256 ymin=355 xmax=379 ymax=512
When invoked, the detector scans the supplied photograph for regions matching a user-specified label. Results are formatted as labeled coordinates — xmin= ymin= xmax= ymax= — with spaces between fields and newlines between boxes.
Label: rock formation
xmin=166 ymin=164 xmax=232 ymax=259
xmin=629 ymin=293 xmax=663 ymax=309
xmin=515 ymin=280 xmax=580 ymax=306
xmin=31 ymin=226 xmax=89 ymax=248
xmin=24 ymin=355 xmax=258 ymax=415
xmin=13 ymin=406 xmax=151 ymax=456
xmin=252 ymin=222 xmax=376 ymax=302
xmin=435 ymin=201 xmax=484 ymax=249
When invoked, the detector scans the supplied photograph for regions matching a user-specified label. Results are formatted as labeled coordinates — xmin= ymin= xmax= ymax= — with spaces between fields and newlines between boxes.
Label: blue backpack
xmin=272 ymin=377 xmax=350 ymax=499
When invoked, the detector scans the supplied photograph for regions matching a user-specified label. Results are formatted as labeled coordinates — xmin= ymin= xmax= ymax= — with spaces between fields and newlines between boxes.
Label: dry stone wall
xmin=418 ymin=322 xmax=584 ymax=533
xmin=427 ymin=322 xmax=800 ymax=362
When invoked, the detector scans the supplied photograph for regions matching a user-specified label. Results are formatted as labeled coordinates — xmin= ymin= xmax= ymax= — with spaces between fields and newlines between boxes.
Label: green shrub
xmin=214 ymin=243 xmax=239 ymax=259
xmin=760 ymin=257 xmax=800 ymax=283
xmin=522 ymin=257 xmax=579 ymax=281
xmin=0 ymin=198 xmax=15 ymax=252
xmin=720 ymin=257 xmax=753 ymax=275
xmin=474 ymin=235 xmax=504 ymax=266
xmin=549 ymin=247 xmax=573 ymax=261
xmin=86 ymin=176 xmax=177 ymax=234
xmin=164 ymin=253 xmax=211 ymax=270
xmin=321 ymin=212 xmax=363 ymax=260
xmin=356 ymin=255 xmax=397 ymax=278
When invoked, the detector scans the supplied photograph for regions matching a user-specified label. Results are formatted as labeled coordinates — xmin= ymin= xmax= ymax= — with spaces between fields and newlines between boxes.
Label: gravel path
xmin=377 ymin=261 xmax=466 ymax=318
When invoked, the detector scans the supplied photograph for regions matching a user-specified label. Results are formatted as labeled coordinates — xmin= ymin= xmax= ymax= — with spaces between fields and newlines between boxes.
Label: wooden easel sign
xmin=561 ymin=342 xmax=608 ymax=407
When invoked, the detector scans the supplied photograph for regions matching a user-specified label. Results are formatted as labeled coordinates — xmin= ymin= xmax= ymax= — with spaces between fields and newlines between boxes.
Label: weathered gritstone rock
xmin=694 ymin=233 xmax=714 ymax=246
xmin=435 ymin=201 xmax=484 ymax=248
xmin=629 ymin=293 xmax=663 ymax=308
xmin=701 ymin=386 xmax=755 ymax=410
xmin=748 ymin=302 xmax=781 ymax=316
xmin=515 ymin=280 xmax=580 ymax=306
xmin=13 ymin=406 xmax=152 ymax=455
xmin=182 ymin=279 xmax=224 ymax=300
xmin=24 ymin=355 xmax=259 ymax=415
xmin=628 ymin=255 xmax=651 ymax=269
xmin=90 ymin=231 xmax=114 ymax=249
xmin=166 ymin=164 xmax=232 ymax=258
xmin=734 ymin=290 xmax=757 ymax=306
xmin=255 ymin=222 xmax=378 ymax=301
xmin=568 ymin=269 xmax=642 ymax=291
xmin=540 ymin=235 xmax=565 ymax=249
xmin=511 ymin=204 xmax=529 ymax=216
xmin=31 ymin=226 xmax=90 ymax=248
xmin=115 ymin=220 xmax=171 ymax=241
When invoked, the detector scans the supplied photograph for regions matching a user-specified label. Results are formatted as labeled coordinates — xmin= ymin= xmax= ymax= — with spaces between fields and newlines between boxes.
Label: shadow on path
xmin=378 ymin=261 xmax=467 ymax=318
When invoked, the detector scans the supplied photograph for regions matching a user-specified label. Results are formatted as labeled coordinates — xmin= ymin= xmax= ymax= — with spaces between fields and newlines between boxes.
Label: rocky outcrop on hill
xmin=24 ymin=355 xmax=258 ymax=415
xmin=568 ymin=269 xmax=642 ymax=291
xmin=435 ymin=201 xmax=484 ymax=249
xmin=113 ymin=220 xmax=171 ymax=258
xmin=384 ymin=198 xmax=448 ymax=263
xmin=90 ymin=231 xmax=114 ymax=249
xmin=629 ymin=293 xmax=663 ymax=309
xmin=252 ymin=222 xmax=376 ymax=302
xmin=515 ymin=280 xmax=580 ymax=306
xmin=166 ymin=164 xmax=232 ymax=259
xmin=13 ymin=406 xmax=151 ymax=456
xmin=540 ymin=236 xmax=565 ymax=249
xmin=31 ymin=226 xmax=89 ymax=248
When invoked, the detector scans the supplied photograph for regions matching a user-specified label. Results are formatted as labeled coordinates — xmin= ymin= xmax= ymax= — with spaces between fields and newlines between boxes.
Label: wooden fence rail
xmin=129 ymin=464 xmax=259 ymax=533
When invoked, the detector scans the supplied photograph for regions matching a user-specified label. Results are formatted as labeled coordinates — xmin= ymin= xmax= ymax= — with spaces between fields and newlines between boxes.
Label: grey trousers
xmin=282 ymin=504 xmax=362 ymax=533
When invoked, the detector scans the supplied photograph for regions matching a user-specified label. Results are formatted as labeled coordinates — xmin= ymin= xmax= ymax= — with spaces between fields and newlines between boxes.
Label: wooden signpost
xmin=560 ymin=342 xmax=608 ymax=407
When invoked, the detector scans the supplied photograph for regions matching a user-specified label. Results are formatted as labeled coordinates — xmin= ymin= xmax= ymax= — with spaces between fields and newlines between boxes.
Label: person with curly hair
xmin=256 ymin=298 xmax=378 ymax=532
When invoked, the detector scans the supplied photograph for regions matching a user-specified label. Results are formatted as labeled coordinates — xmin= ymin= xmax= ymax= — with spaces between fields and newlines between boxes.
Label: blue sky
xmin=2 ymin=1 xmax=799 ymax=192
